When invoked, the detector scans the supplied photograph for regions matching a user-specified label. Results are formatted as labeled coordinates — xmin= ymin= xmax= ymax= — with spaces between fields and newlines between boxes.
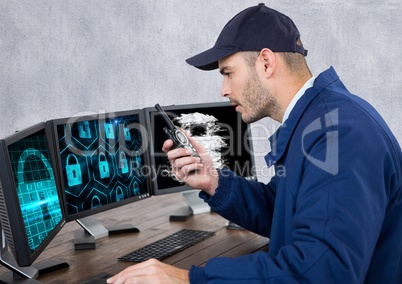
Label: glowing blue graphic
xmin=56 ymin=114 xmax=147 ymax=215
xmin=66 ymin=154 xmax=83 ymax=186
xmin=78 ymin=121 xmax=91 ymax=139
xmin=12 ymin=146 xmax=63 ymax=253
xmin=98 ymin=152 xmax=110 ymax=179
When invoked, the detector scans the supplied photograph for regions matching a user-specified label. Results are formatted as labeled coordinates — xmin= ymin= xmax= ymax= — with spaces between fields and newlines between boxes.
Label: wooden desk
xmin=0 ymin=193 xmax=269 ymax=283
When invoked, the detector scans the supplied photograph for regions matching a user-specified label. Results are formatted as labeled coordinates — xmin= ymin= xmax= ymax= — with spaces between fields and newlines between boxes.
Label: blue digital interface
xmin=8 ymin=130 xmax=63 ymax=253
xmin=56 ymin=113 xmax=149 ymax=216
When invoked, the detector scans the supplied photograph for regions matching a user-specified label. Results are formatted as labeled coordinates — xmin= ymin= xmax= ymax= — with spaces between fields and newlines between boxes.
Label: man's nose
xmin=221 ymin=77 xmax=230 ymax=98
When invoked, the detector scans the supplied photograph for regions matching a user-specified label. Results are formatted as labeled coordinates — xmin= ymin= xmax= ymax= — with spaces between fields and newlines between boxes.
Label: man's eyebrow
xmin=219 ymin=66 xmax=234 ymax=75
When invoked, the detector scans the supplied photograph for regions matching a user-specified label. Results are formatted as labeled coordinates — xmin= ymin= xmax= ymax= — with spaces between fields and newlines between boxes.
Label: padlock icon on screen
xmin=98 ymin=152 xmax=110 ymax=179
xmin=78 ymin=121 xmax=91 ymax=139
xmin=104 ymin=123 xmax=115 ymax=139
xmin=133 ymin=181 xmax=140 ymax=196
xmin=116 ymin=186 xmax=124 ymax=201
xmin=66 ymin=154 xmax=82 ymax=187
xmin=133 ymin=151 xmax=141 ymax=169
xmin=119 ymin=152 xmax=129 ymax=174
xmin=91 ymin=195 xmax=101 ymax=208
xmin=123 ymin=122 xmax=131 ymax=141
xmin=17 ymin=148 xmax=61 ymax=224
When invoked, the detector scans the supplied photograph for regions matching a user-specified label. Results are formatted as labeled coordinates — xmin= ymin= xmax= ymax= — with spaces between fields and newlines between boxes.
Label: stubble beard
xmin=240 ymin=71 xmax=281 ymax=124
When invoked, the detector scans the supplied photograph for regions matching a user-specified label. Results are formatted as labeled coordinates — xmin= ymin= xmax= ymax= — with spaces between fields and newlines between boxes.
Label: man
xmin=108 ymin=3 xmax=402 ymax=283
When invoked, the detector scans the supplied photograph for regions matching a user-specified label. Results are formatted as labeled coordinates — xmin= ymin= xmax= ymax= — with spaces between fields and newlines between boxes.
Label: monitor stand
xmin=169 ymin=190 xmax=211 ymax=221
xmin=76 ymin=216 xmax=109 ymax=239
xmin=0 ymin=229 xmax=68 ymax=283
xmin=74 ymin=216 xmax=139 ymax=250
xmin=0 ymin=247 xmax=39 ymax=283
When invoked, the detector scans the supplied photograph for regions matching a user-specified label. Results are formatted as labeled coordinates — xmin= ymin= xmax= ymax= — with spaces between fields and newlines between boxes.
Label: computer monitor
xmin=47 ymin=109 xmax=151 ymax=239
xmin=144 ymin=101 xmax=256 ymax=196
xmin=0 ymin=122 xmax=66 ymax=280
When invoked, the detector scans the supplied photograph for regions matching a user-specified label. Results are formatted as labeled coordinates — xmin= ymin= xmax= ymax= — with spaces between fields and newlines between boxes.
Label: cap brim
xmin=185 ymin=47 xmax=238 ymax=71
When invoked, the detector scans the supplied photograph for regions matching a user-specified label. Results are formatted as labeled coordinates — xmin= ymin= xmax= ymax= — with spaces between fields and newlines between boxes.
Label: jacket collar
xmin=265 ymin=67 xmax=340 ymax=166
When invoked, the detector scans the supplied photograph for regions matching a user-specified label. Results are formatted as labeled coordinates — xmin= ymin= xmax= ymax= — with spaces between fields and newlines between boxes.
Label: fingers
xmin=107 ymin=259 xmax=159 ymax=283
xmin=160 ymin=130 xmax=216 ymax=191
xmin=167 ymin=147 xmax=192 ymax=160
xmin=172 ymin=155 xmax=201 ymax=169
xmin=162 ymin=130 xmax=206 ymax=159
xmin=169 ymin=152 xmax=203 ymax=181
xmin=174 ymin=162 xmax=205 ymax=182
xmin=162 ymin=139 xmax=174 ymax=153
xmin=107 ymin=259 xmax=189 ymax=284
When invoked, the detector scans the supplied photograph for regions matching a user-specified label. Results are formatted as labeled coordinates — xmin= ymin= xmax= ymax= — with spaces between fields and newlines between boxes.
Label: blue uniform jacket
xmin=189 ymin=67 xmax=402 ymax=283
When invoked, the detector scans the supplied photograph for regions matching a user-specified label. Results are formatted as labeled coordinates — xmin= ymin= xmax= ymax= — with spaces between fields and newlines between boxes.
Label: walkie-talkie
xmin=155 ymin=104 xmax=199 ymax=157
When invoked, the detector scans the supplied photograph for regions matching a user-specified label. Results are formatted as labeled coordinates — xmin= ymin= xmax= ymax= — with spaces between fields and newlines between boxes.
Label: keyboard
xmin=118 ymin=229 xmax=214 ymax=262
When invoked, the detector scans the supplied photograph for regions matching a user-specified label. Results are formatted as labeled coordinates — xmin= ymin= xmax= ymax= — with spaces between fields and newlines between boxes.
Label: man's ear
xmin=258 ymin=48 xmax=276 ymax=78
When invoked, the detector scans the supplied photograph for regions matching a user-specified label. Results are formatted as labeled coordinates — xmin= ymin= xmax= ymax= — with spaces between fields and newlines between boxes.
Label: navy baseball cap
xmin=186 ymin=3 xmax=307 ymax=70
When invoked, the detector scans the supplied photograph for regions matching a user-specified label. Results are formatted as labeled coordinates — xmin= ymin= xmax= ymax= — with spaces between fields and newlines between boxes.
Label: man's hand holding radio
xmin=162 ymin=132 xmax=219 ymax=197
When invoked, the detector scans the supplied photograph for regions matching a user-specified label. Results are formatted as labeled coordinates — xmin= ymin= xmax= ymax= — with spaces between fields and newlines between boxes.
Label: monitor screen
xmin=144 ymin=102 xmax=256 ymax=195
xmin=0 ymin=122 xmax=65 ymax=267
xmin=48 ymin=109 xmax=151 ymax=222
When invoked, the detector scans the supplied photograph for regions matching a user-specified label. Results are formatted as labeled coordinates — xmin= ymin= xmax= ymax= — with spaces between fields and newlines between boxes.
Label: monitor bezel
xmin=144 ymin=101 xmax=256 ymax=195
xmin=0 ymin=122 xmax=66 ymax=267
xmin=47 ymin=109 xmax=152 ymax=222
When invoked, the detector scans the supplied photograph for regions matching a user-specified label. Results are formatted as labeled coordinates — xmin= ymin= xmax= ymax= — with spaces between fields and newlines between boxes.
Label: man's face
xmin=218 ymin=52 xmax=278 ymax=123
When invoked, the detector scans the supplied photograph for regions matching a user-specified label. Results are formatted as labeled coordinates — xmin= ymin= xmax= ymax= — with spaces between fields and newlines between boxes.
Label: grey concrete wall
xmin=1 ymin=1 xmax=401 ymax=183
